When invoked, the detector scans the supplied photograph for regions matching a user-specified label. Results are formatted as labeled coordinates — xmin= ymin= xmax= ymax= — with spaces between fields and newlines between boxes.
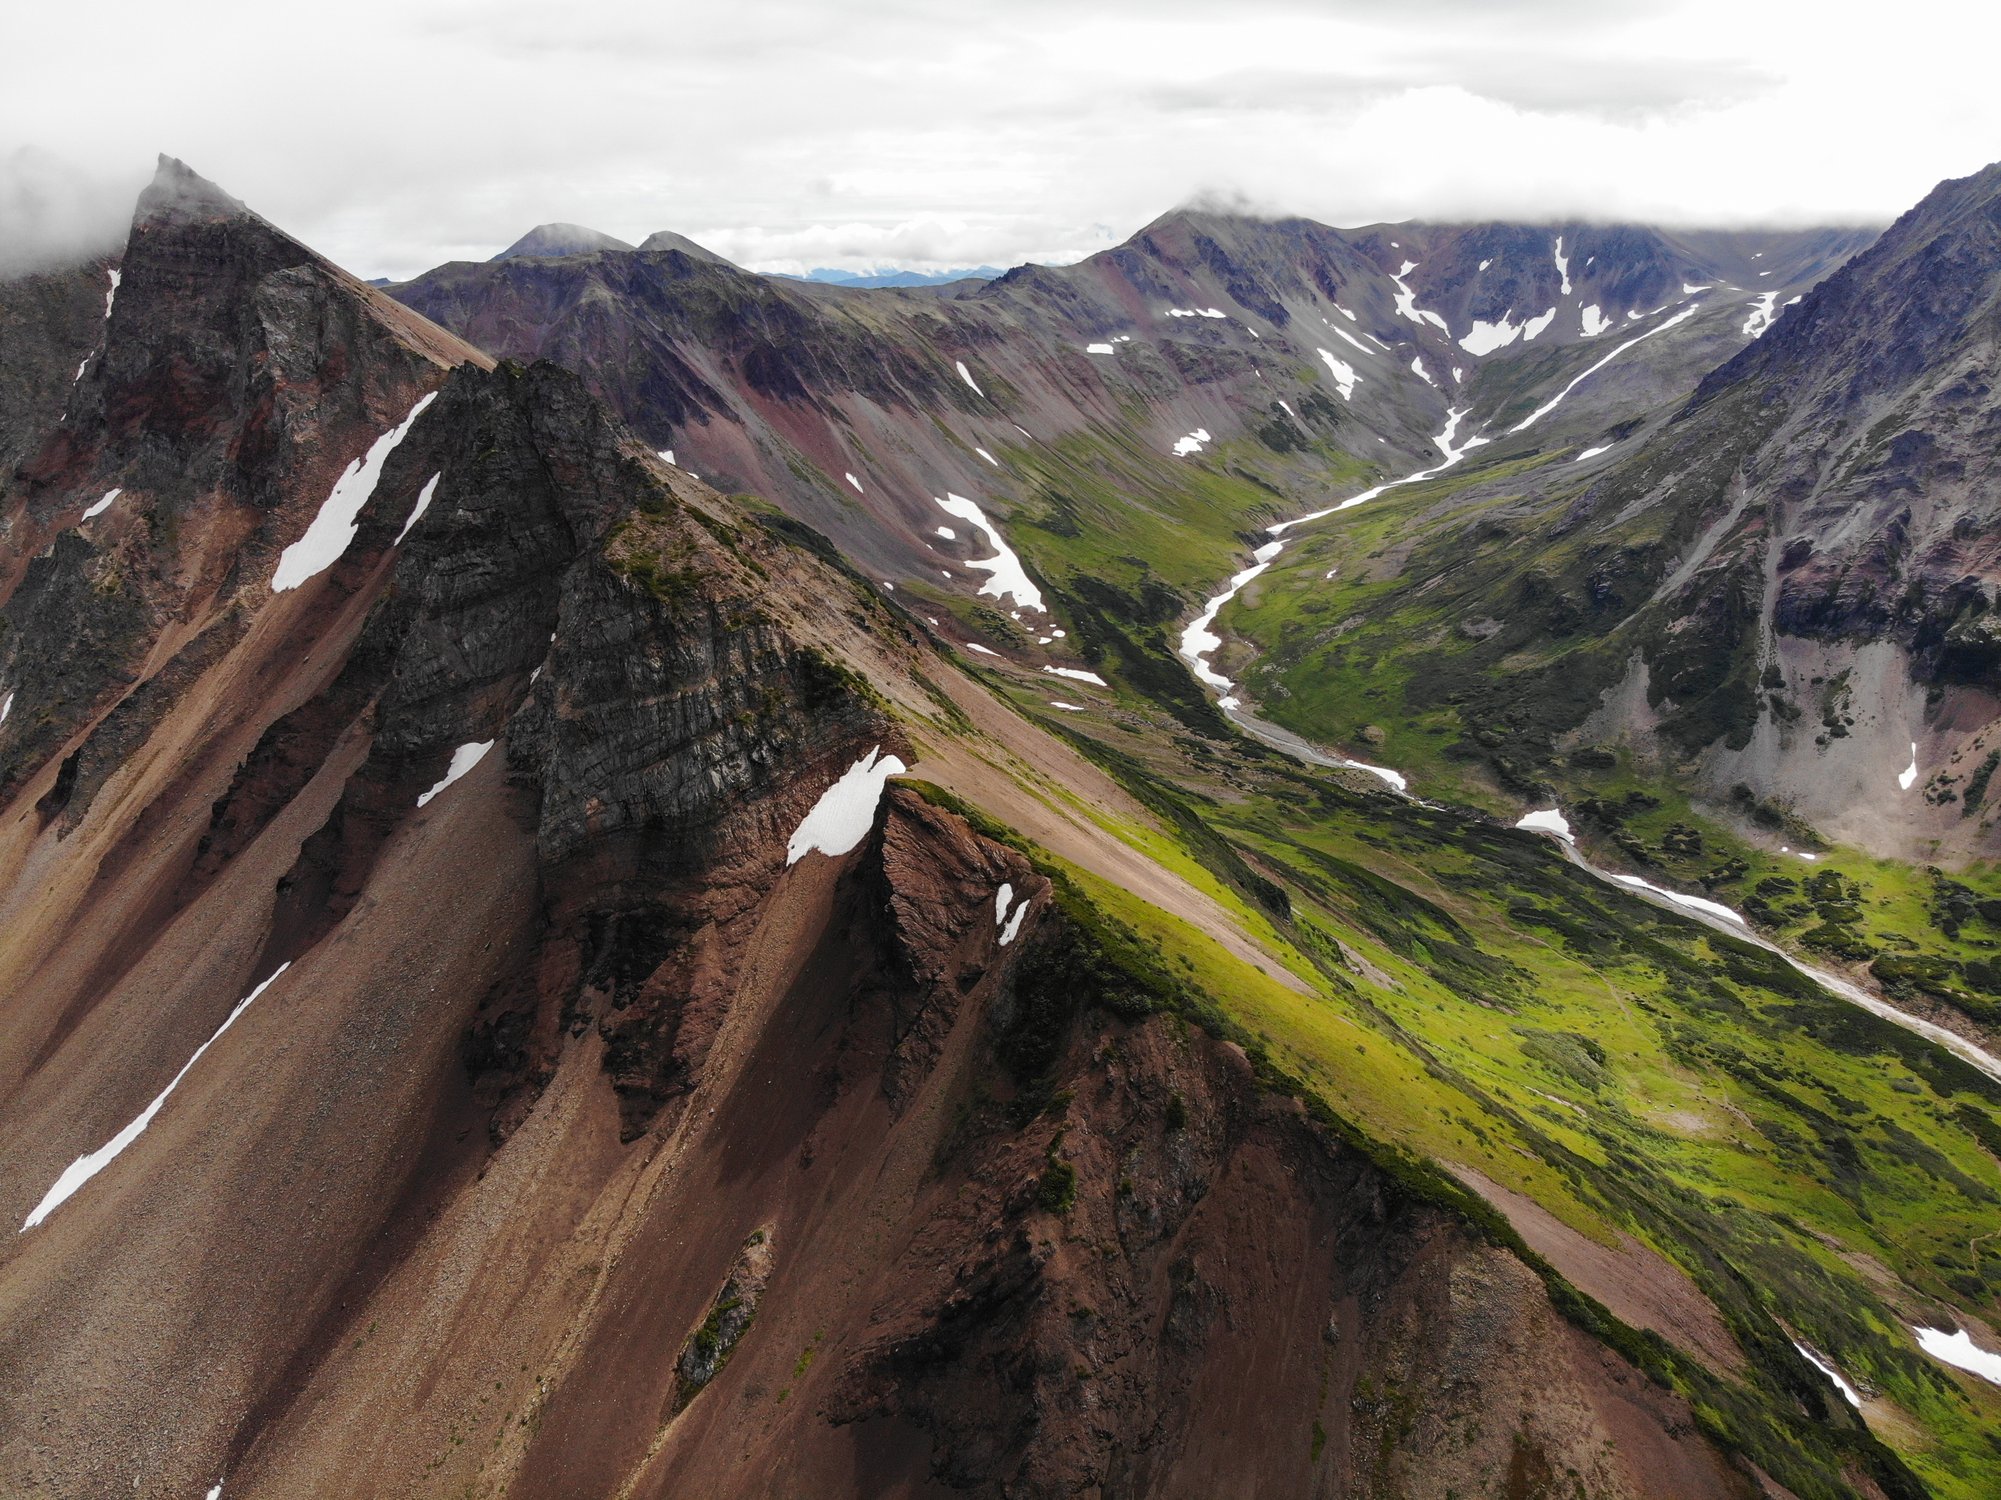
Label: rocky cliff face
xmin=0 ymin=255 xmax=114 ymax=474
xmin=0 ymin=156 xmax=479 ymax=810
xmin=1488 ymin=164 xmax=2001 ymax=856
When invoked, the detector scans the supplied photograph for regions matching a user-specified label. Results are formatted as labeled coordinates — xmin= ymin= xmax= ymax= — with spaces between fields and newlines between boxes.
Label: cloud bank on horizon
xmin=2 ymin=0 xmax=1993 ymax=281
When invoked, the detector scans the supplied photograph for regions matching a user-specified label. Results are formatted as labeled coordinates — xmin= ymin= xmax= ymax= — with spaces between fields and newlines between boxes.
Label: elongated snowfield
xmin=416 ymin=740 xmax=494 ymax=808
xmin=786 ymin=746 xmax=907 ymax=865
xmin=1792 ymin=1341 xmax=1863 ymax=1407
xmin=394 ymin=472 xmax=443 ymax=545
xmin=1042 ymin=665 xmax=1107 ymax=686
xmin=81 ymin=487 xmax=121 ymax=520
xmin=1329 ymin=326 xmax=1374 ymax=358
xmin=273 ymin=391 xmax=437 ymax=591
xmin=104 ymin=266 xmax=121 ymax=319
xmin=1611 ymin=873 xmax=1745 ymax=926
xmin=1914 ymin=1326 xmax=2001 ymax=1386
xmin=998 ymin=896 xmax=1032 ymax=946
xmin=934 ymin=494 xmax=1044 ymax=610
xmin=1898 ymin=742 xmax=1919 ymax=791
xmin=955 ymin=361 xmax=984 ymax=397
xmin=1509 ymin=305 xmax=1700 ymax=433
xmin=22 ymin=964 xmax=292 ymax=1232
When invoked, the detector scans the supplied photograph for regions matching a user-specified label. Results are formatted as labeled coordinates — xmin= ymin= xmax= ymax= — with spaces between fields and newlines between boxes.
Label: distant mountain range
xmin=785 ymin=265 xmax=1005 ymax=287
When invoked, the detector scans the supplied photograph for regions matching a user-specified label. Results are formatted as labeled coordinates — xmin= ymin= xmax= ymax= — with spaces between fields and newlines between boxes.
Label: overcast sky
xmin=5 ymin=0 xmax=1997 ymax=280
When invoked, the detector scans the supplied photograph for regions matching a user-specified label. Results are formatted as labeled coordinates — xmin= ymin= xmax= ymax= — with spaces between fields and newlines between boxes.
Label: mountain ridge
xmin=0 ymin=156 xmax=1994 ymax=1499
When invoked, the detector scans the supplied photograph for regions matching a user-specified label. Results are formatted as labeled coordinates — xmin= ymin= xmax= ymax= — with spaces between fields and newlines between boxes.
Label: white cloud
xmin=1 ymin=0 xmax=1992 ymax=280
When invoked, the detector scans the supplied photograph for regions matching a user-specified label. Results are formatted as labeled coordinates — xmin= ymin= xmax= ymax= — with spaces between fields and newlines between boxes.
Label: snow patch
xmin=1388 ymin=261 xmax=1448 ymax=331
xmin=104 ymin=267 xmax=120 ymax=319
xmin=965 ymin=641 xmax=1001 ymax=656
xmin=1167 ymin=307 xmax=1226 ymax=319
xmin=1898 ymin=742 xmax=1918 ymax=791
xmin=1086 ymin=342 xmax=1115 ymax=355
xmin=21 ymin=964 xmax=293 ymax=1232
xmin=394 ymin=472 xmax=443 ymax=545
xmin=1460 ymin=312 xmax=1526 ymax=356
xmin=657 ymin=449 xmax=675 ymax=466
xmin=845 ymin=472 xmax=864 ymax=493
xmin=935 ymin=525 xmax=956 ymax=539
xmin=998 ymin=895 xmax=1032 ymax=946
xmin=1553 ymin=235 xmax=1571 ymax=295
xmin=1743 ymin=291 xmax=1780 ymax=338
xmin=272 ymin=392 xmax=437 ymax=591
xmin=1515 ymin=808 xmax=1574 ymax=842
xmin=1580 ymin=304 xmax=1611 ymax=337
xmin=1042 ymin=665 xmax=1107 ymax=686
xmin=1048 ymin=700 xmax=1086 ymax=712
xmin=0 ymin=692 xmax=11 ymax=723
xmin=786 ymin=746 xmax=907 ymax=865
xmin=954 ymin=361 xmax=985 ymax=397
xmin=1682 ymin=282 xmax=1711 ymax=294
xmin=417 ymin=740 xmax=494 ymax=808
xmin=1522 ymin=307 xmax=1557 ymax=341
xmin=1410 ymin=355 xmax=1436 ymax=387
xmin=995 ymin=883 xmax=1016 ymax=925
xmin=1171 ymin=428 xmax=1213 ymax=457
xmin=1315 ymin=349 xmax=1360 ymax=400
xmin=975 ymin=447 xmax=998 ymax=467
xmin=935 ymin=494 xmax=1045 ymax=611
xmin=1574 ymin=445 xmax=1611 ymax=462
xmin=1915 ymin=1326 xmax=2001 ymax=1385
xmin=81 ymin=487 xmax=121 ymax=520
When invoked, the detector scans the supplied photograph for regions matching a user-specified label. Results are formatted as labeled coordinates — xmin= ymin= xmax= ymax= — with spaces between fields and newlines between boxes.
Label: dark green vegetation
xmin=906 ymin=765 xmax=1980 ymax=1497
